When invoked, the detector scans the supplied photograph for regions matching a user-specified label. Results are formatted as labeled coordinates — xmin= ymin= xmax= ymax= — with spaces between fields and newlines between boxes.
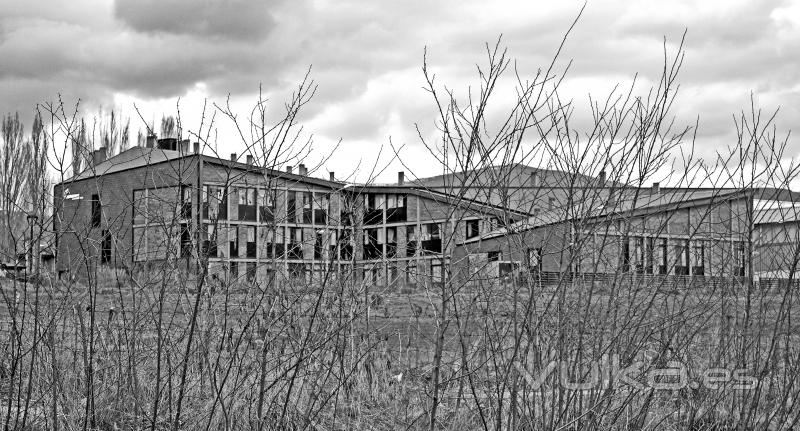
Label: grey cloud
xmin=113 ymin=0 xmax=276 ymax=42
xmin=1 ymin=0 xmax=798 ymax=172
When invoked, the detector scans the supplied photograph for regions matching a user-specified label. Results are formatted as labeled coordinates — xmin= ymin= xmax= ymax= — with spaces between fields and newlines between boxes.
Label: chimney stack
xmin=398 ymin=171 xmax=405 ymax=185
xmin=652 ymin=182 xmax=660 ymax=195
xmin=298 ymin=164 xmax=307 ymax=176
xmin=230 ymin=153 xmax=237 ymax=161
xmin=286 ymin=166 xmax=293 ymax=174
xmin=146 ymin=134 xmax=156 ymax=148
xmin=246 ymin=155 xmax=254 ymax=165
xmin=157 ymin=137 xmax=177 ymax=151
xmin=329 ymin=172 xmax=335 ymax=181
xmin=179 ymin=139 xmax=189 ymax=154
xmin=92 ymin=147 xmax=107 ymax=166
xmin=193 ymin=142 xmax=199 ymax=154
xmin=598 ymin=170 xmax=606 ymax=185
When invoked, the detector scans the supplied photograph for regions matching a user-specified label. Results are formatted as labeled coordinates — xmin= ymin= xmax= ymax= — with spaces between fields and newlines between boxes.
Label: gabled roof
xmin=66 ymin=147 xmax=184 ymax=182
xmin=57 ymin=146 xmax=345 ymax=189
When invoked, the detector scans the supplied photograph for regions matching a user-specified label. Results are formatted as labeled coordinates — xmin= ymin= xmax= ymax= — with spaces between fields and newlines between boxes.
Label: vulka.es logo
xmin=515 ymin=353 xmax=758 ymax=392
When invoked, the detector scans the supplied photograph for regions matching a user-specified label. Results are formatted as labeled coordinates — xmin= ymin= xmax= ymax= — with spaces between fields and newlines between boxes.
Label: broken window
xmin=386 ymin=226 xmax=397 ymax=258
xmin=421 ymin=223 xmax=442 ymax=253
xmin=406 ymin=225 xmax=417 ymax=257
xmin=259 ymin=189 xmax=275 ymax=223
xmin=314 ymin=193 xmax=329 ymax=225
xmin=238 ymin=187 xmax=257 ymax=221
xmin=203 ymin=185 xmax=227 ymax=220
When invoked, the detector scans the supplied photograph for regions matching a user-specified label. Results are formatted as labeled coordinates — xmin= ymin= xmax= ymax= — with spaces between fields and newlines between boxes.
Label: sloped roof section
xmin=65 ymin=147 xmax=185 ymax=182
xmin=755 ymin=206 xmax=800 ymax=225
xmin=459 ymin=187 xmax=760 ymax=245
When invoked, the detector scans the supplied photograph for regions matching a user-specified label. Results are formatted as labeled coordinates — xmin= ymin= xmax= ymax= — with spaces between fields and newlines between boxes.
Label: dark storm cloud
xmin=113 ymin=0 xmax=276 ymax=42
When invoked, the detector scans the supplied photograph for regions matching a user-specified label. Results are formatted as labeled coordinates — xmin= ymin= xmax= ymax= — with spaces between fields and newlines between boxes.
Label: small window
xmin=466 ymin=219 xmax=480 ymax=239
xmin=91 ymin=194 xmax=101 ymax=227
xmin=487 ymin=251 xmax=501 ymax=262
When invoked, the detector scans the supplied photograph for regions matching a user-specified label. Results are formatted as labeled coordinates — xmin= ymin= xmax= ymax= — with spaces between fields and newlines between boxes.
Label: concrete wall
xmin=453 ymin=196 xmax=753 ymax=283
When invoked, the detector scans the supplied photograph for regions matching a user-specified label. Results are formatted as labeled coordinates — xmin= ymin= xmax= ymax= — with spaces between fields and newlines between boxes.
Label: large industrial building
xmin=53 ymin=138 xmax=529 ymax=287
xmin=52 ymin=138 xmax=800 ymax=287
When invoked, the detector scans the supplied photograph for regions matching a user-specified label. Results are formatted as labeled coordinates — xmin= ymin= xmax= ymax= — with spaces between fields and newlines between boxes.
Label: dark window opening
xmin=238 ymin=188 xmax=257 ymax=221
xmin=230 ymin=227 xmax=239 ymax=258
xmin=734 ymin=242 xmax=746 ymax=277
xmin=246 ymin=226 xmax=256 ymax=258
xmin=314 ymin=194 xmax=329 ymax=225
xmin=202 ymin=186 xmax=227 ymax=220
xmin=386 ymin=194 xmax=407 ymax=223
xmin=101 ymin=230 xmax=112 ymax=264
xmin=263 ymin=227 xmax=285 ymax=259
xmin=421 ymin=223 xmax=442 ymax=254
xmin=288 ymin=227 xmax=303 ymax=259
xmin=339 ymin=229 xmax=354 ymax=260
xmin=406 ymin=225 xmax=417 ymax=257
xmin=181 ymin=186 xmax=192 ymax=219
xmin=259 ymin=191 xmax=275 ymax=223
xmin=658 ymin=239 xmax=668 ymax=274
xmin=180 ymin=225 xmax=192 ymax=258
xmin=466 ymin=219 xmax=480 ymax=239
xmin=621 ymin=238 xmax=631 ymax=272
xmin=230 ymin=261 xmax=238 ymax=280
xmin=314 ymin=230 xmax=324 ymax=259
xmin=363 ymin=228 xmax=382 ymax=260
xmin=91 ymin=194 xmax=101 ymax=227
xmin=674 ymin=240 xmax=689 ymax=275
xmin=634 ymin=237 xmax=645 ymax=274
xmin=692 ymin=241 xmax=705 ymax=276
xmin=203 ymin=225 xmax=218 ymax=257
xmin=340 ymin=210 xmax=354 ymax=227
xmin=487 ymin=251 xmax=501 ymax=262
xmin=302 ymin=192 xmax=312 ymax=224
xmin=287 ymin=192 xmax=297 ymax=223
xmin=364 ymin=194 xmax=383 ymax=225
xmin=386 ymin=227 xmax=397 ymax=258
xmin=645 ymin=237 xmax=654 ymax=274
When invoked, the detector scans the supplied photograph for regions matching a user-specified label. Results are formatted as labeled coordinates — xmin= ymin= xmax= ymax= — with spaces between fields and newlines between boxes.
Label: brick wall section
xmin=54 ymin=156 xmax=198 ymax=273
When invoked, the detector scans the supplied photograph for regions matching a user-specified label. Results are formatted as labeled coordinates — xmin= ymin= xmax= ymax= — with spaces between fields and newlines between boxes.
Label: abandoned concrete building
xmin=453 ymin=185 xmax=800 ymax=284
xmin=52 ymin=138 xmax=529 ymax=286
xmin=52 ymin=138 xmax=800 ymax=287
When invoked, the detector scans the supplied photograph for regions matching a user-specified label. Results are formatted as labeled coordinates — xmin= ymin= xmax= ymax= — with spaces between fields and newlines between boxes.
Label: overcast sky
xmin=2 ymin=0 xmax=799 ymax=182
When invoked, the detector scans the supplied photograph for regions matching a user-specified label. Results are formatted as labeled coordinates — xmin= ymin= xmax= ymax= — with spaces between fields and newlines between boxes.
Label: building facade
xmin=453 ymin=187 xmax=798 ymax=284
xmin=53 ymin=140 xmax=527 ymax=288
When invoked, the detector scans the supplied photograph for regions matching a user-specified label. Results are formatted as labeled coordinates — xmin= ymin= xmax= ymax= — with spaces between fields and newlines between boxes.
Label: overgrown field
xmin=2 ymin=270 xmax=800 ymax=430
